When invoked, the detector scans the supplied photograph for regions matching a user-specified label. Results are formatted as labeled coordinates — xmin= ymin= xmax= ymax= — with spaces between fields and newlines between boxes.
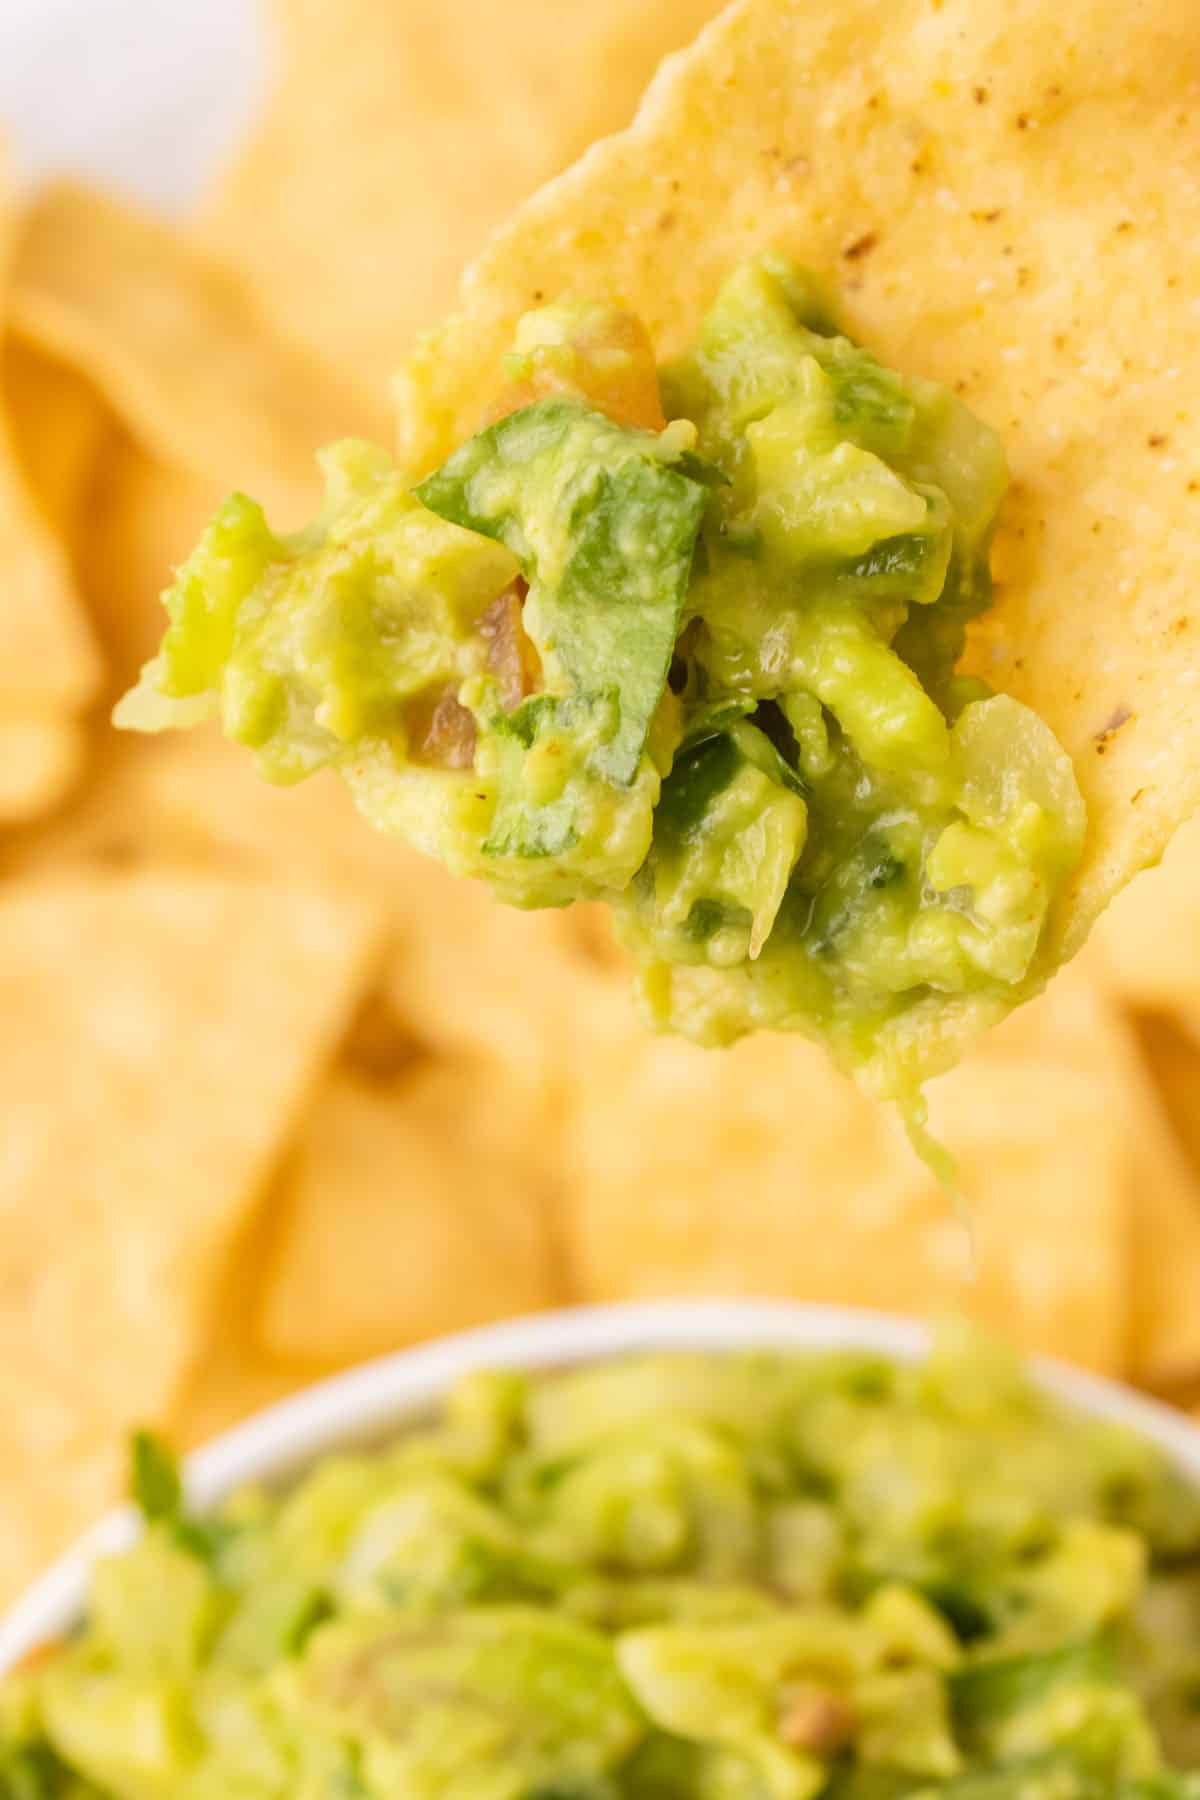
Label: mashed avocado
xmin=115 ymin=258 xmax=1085 ymax=1102
xmin=4 ymin=1330 xmax=1199 ymax=1798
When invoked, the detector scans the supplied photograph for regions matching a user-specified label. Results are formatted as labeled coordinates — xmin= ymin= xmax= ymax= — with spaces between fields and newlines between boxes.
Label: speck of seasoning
xmin=1168 ymin=276 xmax=1179 ymax=289
xmin=658 ymin=211 xmax=676 ymax=232
xmin=1115 ymin=219 xmax=1134 ymax=233
xmin=533 ymin=289 xmax=545 ymax=302
xmin=1175 ymin=617 xmax=1190 ymax=634
xmin=1016 ymin=266 xmax=1032 ymax=288
xmin=1016 ymin=112 xmax=1031 ymax=129
xmin=1131 ymin=787 xmax=1146 ymax=805
xmin=1047 ymin=83 xmax=1063 ymax=97
xmin=1094 ymin=705 xmax=1133 ymax=744
xmin=1053 ymin=333 xmax=1068 ymax=350
xmin=842 ymin=231 xmax=879 ymax=262
xmin=670 ymin=178 xmax=681 ymax=192
xmin=1091 ymin=521 xmax=1103 ymax=534
xmin=910 ymin=154 xmax=928 ymax=176
xmin=1148 ymin=433 xmax=1168 ymax=448
xmin=867 ymin=92 xmax=882 ymax=110
xmin=954 ymin=378 xmax=969 ymax=393
xmin=973 ymin=85 xmax=989 ymax=103
xmin=1188 ymin=479 xmax=1199 ymax=493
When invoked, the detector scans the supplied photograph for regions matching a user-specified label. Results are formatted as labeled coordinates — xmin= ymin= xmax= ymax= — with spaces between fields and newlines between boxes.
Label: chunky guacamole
xmin=4 ymin=1330 xmax=1199 ymax=1798
xmin=116 ymin=258 xmax=1085 ymax=1100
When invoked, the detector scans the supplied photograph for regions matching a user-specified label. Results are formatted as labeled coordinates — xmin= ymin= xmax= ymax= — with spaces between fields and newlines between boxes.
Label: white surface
xmin=4 ymin=1298 xmax=1200 ymax=1673
xmin=0 ymin=0 xmax=271 ymax=212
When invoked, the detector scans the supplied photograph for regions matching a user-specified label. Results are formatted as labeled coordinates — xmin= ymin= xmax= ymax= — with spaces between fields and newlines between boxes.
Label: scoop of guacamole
xmin=116 ymin=258 xmax=1085 ymax=1103
xmin=5 ymin=1329 xmax=1200 ymax=1798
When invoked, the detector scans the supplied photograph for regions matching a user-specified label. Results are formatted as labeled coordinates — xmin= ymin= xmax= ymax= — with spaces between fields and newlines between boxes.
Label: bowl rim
xmin=5 ymin=1296 xmax=1200 ymax=1674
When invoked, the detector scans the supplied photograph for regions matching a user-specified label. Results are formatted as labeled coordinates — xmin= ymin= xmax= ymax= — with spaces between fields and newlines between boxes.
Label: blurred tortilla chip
xmin=0 ymin=869 xmax=384 ymax=1600
xmin=199 ymin=0 xmax=727 ymax=388
xmin=0 ymin=158 xmax=101 ymax=734
xmin=1090 ymin=813 xmax=1200 ymax=1016
xmin=0 ymin=713 xmax=85 ymax=823
xmin=10 ymin=719 xmax=605 ymax=1093
xmin=4 ymin=333 xmax=109 ymax=547
xmin=10 ymin=182 xmax=388 ymax=526
xmin=397 ymin=0 xmax=1200 ymax=991
xmin=257 ymin=1058 xmax=561 ymax=1366
xmin=1135 ymin=1012 xmax=1200 ymax=1183
xmin=562 ymin=1004 xmax=1130 ymax=1375
xmin=77 ymin=434 xmax=227 ymax=686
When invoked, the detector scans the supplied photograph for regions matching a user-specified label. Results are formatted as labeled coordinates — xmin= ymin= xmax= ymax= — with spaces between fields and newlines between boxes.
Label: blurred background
xmin=0 ymin=0 xmax=1198 ymax=1607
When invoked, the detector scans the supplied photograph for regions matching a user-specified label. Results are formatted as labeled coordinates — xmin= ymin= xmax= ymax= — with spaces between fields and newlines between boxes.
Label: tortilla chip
xmin=562 ymin=989 xmax=1130 ymax=1374
xmin=0 ymin=870 xmax=384 ymax=1601
xmin=1136 ymin=1013 xmax=1200 ymax=1185
xmin=0 ymin=714 xmax=85 ymax=823
xmin=983 ymin=971 xmax=1200 ymax=1386
xmin=397 ymin=0 xmax=1200 ymax=981
xmin=257 ymin=1059 xmax=561 ymax=1366
xmin=171 ymin=1174 xmax=316 ymax=1449
xmin=0 ymin=162 xmax=100 ymax=718
xmin=9 ymin=182 xmax=389 ymax=526
xmin=77 ymin=434 xmax=227 ymax=687
xmin=10 ymin=709 xmax=608 ymax=1098
xmin=198 ymin=0 xmax=728 ymax=390
xmin=3 ymin=334 xmax=109 ymax=547
xmin=1090 ymin=813 xmax=1200 ymax=1016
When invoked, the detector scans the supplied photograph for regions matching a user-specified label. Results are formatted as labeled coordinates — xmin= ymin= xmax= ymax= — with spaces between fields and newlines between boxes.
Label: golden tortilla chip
xmin=11 ymin=712 xmax=606 ymax=1096
xmin=397 ymin=0 xmax=1200 ymax=976
xmin=0 ymin=161 xmax=100 ymax=723
xmin=559 ymin=959 xmax=1200 ymax=1379
xmin=199 ymin=0 xmax=728 ymax=389
xmin=171 ymin=1180 xmax=315 ymax=1450
xmin=77 ymin=435 xmax=227 ymax=687
xmin=3 ymin=334 xmax=109 ymax=548
xmin=982 ymin=971 xmax=1200 ymax=1386
xmin=0 ymin=869 xmax=384 ymax=1601
xmin=562 ymin=994 xmax=1130 ymax=1375
xmin=1090 ymin=813 xmax=1200 ymax=1016
xmin=9 ymin=182 xmax=389 ymax=527
xmin=0 ymin=714 xmax=85 ymax=824
xmin=257 ymin=1059 xmax=561 ymax=1366
xmin=1136 ymin=1013 xmax=1200 ymax=1185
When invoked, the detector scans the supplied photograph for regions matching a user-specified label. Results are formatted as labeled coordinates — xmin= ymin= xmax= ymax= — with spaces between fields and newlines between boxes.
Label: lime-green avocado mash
xmin=4 ymin=1330 xmax=1199 ymax=1798
xmin=116 ymin=258 xmax=1085 ymax=1102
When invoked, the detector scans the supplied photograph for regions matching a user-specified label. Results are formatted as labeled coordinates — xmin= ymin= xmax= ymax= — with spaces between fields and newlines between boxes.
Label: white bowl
xmin=5 ymin=1298 xmax=1200 ymax=1674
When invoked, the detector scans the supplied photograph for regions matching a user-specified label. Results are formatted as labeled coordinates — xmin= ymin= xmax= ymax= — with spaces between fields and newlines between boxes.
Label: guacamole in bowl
xmin=3 ymin=1317 xmax=1198 ymax=1799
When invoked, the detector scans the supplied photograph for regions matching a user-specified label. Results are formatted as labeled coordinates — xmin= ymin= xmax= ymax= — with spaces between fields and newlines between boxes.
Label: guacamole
xmin=116 ymin=258 xmax=1085 ymax=1101
xmin=5 ymin=1329 xmax=1199 ymax=1798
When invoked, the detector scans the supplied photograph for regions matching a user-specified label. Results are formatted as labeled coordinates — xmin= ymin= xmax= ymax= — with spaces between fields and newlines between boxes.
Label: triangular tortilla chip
xmin=256 ymin=1060 xmax=561 ymax=1366
xmin=397 ymin=0 xmax=1200 ymax=968
xmin=560 ymin=957 xmax=1200 ymax=1379
xmin=1091 ymin=814 xmax=1200 ymax=1018
xmin=0 ymin=870 xmax=383 ymax=1601
xmin=9 ymin=182 xmax=389 ymax=526
xmin=198 ymin=0 xmax=728 ymax=389
xmin=561 ymin=972 xmax=1133 ymax=1376
xmin=0 ymin=159 xmax=100 ymax=721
